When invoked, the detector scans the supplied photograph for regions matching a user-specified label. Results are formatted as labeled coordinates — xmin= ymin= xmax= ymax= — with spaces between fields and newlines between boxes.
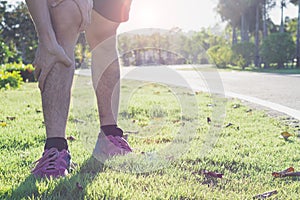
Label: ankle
xmin=101 ymin=125 xmax=123 ymax=137
xmin=44 ymin=137 xmax=68 ymax=151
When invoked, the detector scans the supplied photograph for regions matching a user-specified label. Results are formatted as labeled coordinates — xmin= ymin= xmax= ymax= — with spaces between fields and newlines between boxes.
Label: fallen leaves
xmin=0 ymin=121 xmax=7 ymax=127
xmin=232 ymin=104 xmax=240 ymax=109
xmin=6 ymin=116 xmax=16 ymax=121
xmin=253 ymin=190 xmax=278 ymax=199
xmin=67 ymin=136 xmax=76 ymax=141
xmin=202 ymin=170 xmax=223 ymax=179
xmin=281 ymin=131 xmax=293 ymax=140
xmin=224 ymin=122 xmax=234 ymax=128
xmin=272 ymin=167 xmax=300 ymax=178
xmin=246 ymin=109 xmax=252 ymax=113
xmin=35 ymin=109 xmax=42 ymax=113
xmin=207 ymin=117 xmax=211 ymax=124
xmin=76 ymin=182 xmax=83 ymax=190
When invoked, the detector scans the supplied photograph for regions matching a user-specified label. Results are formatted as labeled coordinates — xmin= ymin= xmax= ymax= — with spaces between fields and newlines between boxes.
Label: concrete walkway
xmin=75 ymin=65 xmax=300 ymax=120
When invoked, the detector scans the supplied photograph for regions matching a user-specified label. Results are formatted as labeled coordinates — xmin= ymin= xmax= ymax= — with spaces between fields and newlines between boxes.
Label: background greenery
xmin=2 ymin=0 xmax=300 ymax=71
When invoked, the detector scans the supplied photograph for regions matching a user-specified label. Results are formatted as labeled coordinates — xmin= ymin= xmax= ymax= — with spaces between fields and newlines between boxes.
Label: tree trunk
xmin=255 ymin=3 xmax=260 ymax=68
xmin=263 ymin=0 xmax=268 ymax=38
xmin=241 ymin=13 xmax=246 ymax=42
xmin=232 ymin=25 xmax=237 ymax=46
xmin=297 ymin=0 xmax=300 ymax=68
xmin=280 ymin=1 xmax=285 ymax=33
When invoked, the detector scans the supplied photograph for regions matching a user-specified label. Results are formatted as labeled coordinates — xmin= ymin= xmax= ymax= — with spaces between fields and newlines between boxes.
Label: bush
xmin=207 ymin=45 xmax=233 ymax=68
xmin=0 ymin=63 xmax=35 ymax=82
xmin=0 ymin=70 xmax=23 ymax=89
xmin=232 ymin=42 xmax=255 ymax=69
xmin=260 ymin=32 xmax=295 ymax=68
xmin=0 ymin=40 xmax=17 ymax=64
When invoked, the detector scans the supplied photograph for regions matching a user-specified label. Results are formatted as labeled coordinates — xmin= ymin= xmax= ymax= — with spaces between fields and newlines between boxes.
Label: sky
xmin=10 ymin=0 xmax=300 ymax=33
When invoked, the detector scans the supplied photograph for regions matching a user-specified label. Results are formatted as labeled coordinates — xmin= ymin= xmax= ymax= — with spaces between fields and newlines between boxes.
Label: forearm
xmin=25 ymin=0 xmax=57 ymax=44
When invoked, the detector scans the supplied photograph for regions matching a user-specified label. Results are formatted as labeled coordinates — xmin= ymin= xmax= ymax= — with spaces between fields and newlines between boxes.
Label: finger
xmin=58 ymin=48 xmax=73 ymax=67
xmin=32 ymin=61 xmax=41 ymax=80
xmin=38 ymin=63 xmax=54 ymax=92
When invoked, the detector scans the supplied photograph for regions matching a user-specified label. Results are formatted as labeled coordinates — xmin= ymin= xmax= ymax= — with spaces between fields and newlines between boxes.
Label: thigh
xmin=85 ymin=10 xmax=120 ymax=50
xmin=93 ymin=0 xmax=132 ymax=23
xmin=48 ymin=0 xmax=82 ymax=53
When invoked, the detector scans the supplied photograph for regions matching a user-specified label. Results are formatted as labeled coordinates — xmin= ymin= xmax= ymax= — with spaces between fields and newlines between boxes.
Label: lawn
xmin=0 ymin=76 xmax=300 ymax=199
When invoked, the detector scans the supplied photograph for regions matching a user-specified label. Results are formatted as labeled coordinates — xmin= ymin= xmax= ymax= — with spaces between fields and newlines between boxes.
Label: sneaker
xmin=93 ymin=133 xmax=132 ymax=162
xmin=31 ymin=148 xmax=71 ymax=178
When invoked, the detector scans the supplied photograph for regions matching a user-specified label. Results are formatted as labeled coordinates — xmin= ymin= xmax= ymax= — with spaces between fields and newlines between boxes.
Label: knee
xmin=86 ymin=12 xmax=120 ymax=49
xmin=49 ymin=0 xmax=81 ymax=46
xmin=88 ymin=30 xmax=119 ymax=50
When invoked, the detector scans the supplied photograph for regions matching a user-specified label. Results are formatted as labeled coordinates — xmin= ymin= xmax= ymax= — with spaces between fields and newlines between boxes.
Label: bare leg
xmin=42 ymin=0 xmax=81 ymax=138
xmin=86 ymin=10 xmax=132 ymax=162
xmin=86 ymin=10 xmax=120 ymax=127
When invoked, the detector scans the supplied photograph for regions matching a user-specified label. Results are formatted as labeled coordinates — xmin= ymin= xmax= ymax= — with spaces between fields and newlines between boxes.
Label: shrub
xmin=207 ymin=45 xmax=233 ymax=68
xmin=0 ymin=70 xmax=23 ymax=89
xmin=0 ymin=40 xmax=17 ymax=64
xmin=260 ymin=32 xmax=295 ymax=68
xmin=0 ymin=63 xmax=35 ymax=82
xmin=232 ymin=42 xmax=255 ymax=69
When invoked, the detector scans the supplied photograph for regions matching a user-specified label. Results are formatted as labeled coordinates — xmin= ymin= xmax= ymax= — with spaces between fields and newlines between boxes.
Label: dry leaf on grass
xmin=225 ymin=123 xmax=234 ymax=128
xmin=76 ymin=182 xmax=83 ymax=190
xmin=0 ymin=122 xmax=7 ymax=127
xmin=202 ymin=170 xmax=223 ymax=179
xmin=207 ymin=117 xmax=211 ymax=124
xmin=67 ymin=136 xmax=76 ymax=141
xmin=233 ymin=104 xmax=240 ymax=109
xmin=272 ymin=167 xmax=295 ymax=178
xmin=253 ymin=190 xmax=278 ymax=199
xmin=281 ymin=131 xmax=293 ymax=140
xmin=6 ymin=116 xmax=16 ymax=121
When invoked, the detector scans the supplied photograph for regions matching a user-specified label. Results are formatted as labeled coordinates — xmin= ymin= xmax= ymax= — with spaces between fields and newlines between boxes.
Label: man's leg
xmin=86 ymin=10 xmax=120 ymax=126
xmin=32 ymin=0 xmax=81 ymax=178
xmin=86 ymin=10 xmax=132 ymax=161
xmin=42 ymin=0 xmax=81 ymax=141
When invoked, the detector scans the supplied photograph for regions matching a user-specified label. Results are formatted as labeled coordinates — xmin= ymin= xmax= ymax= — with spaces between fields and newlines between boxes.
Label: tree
xmin=1 ymin=1 xmax=37 ymax=64
xmin=260 ymin=32 xmax=295 ymax=68
xmin=280 ymin=0 xmax=287 ymax=33
xmin=290 ymin=0 xmax=300 ymax=68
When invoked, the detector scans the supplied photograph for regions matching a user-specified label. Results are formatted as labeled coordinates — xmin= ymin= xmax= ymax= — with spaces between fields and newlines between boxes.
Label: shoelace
xmin=31 ymin=148 xmax=65 ymax=172
xmin=108 ymin=136 xmax=132 ymax=152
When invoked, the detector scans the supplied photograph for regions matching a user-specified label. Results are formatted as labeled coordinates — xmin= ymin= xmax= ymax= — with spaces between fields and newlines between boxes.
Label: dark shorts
xmin=93 ymin=0 xmax=132 ymax=23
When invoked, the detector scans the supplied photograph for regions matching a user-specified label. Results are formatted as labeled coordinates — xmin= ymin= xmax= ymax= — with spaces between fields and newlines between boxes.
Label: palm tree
xmin=280 ymin=0 xmax=287 ymax=33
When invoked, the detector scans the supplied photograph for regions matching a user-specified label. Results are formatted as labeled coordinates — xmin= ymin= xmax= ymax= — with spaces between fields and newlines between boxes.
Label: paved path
xmin=75 ymin=65 xmax=300 ymax=120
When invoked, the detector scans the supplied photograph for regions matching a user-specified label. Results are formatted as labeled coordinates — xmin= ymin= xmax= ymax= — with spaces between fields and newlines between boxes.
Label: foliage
xmin=260 ymin=32 xmax=295 ymax=68
xmin=0 ymin=70 xmax=23 ymax=89
xmin=118 ymin=28 xmax=227 ymax=66
xmin=0 ymin=63 xmax=35 ymax=82
xmin=207 ymin=45 xmax=233 ymax=68
xmin=0 ymin=1 xmax=37 ymax=64
xmin=0 ymin=39 xmax=17 ymax=64
xmin=232 ymin=42 xmax=255 ymax=69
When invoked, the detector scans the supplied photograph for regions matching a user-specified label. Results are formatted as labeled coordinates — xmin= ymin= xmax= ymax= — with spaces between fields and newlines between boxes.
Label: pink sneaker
xmin=93 ymin=134 xmax=132 ymax=162
xmin=31 ymin=148 xmax=71 ymax=178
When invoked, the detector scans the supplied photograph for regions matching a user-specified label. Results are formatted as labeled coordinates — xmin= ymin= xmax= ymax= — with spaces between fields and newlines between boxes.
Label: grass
xmin=1 ymin=76 xmax=300 ymax=199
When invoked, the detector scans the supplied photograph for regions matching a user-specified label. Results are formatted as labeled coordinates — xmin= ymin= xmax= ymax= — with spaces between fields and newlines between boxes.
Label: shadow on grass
xmin=8 ymin=156 xmax=104 ymax=200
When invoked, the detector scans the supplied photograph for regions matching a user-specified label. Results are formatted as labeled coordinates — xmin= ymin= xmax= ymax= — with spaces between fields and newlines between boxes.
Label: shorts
xmin=93 ymin=0 xmax=132 ymax=23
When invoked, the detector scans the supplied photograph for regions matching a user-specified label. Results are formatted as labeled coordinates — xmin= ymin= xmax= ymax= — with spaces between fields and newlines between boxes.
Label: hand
xmin=73 ymin=0 xmax=93 ymax=32
xmin=33 ymin=41 xmax=72 ymax=92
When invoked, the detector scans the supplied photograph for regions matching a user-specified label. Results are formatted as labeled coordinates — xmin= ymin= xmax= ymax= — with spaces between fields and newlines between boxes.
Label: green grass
xmin=1 ymin=76 xmax=300 ymax=199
